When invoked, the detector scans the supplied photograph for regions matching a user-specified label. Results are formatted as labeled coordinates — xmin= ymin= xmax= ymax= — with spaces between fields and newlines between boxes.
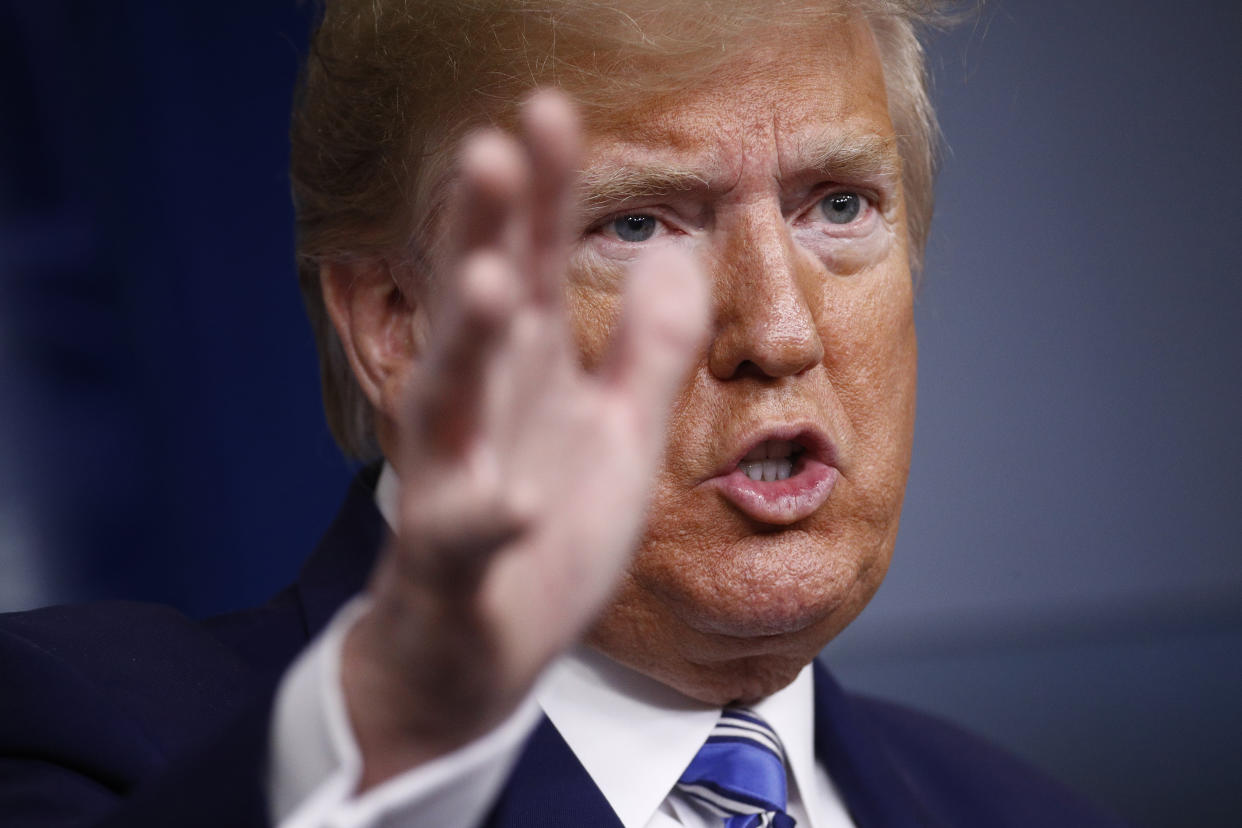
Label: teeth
xmin=740 ymin=458 xmax=794 ymax=482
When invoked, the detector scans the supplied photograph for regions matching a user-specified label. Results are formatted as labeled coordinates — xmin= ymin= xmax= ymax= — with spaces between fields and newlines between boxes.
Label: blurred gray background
xmin=2 ymin=1 xmax=1239 ymax=826
xmin=826 ymin=3 xmax=1242 ymax=826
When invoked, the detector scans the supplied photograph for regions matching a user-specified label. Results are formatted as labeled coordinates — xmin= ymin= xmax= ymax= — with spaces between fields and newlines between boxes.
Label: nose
xmin=707 ymin=211 xmax=825 ymax=381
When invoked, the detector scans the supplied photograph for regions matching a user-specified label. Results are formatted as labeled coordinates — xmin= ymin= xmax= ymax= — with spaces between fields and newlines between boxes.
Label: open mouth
xmin=704 ymin=429 xmax=839 ymax=525
xmin=737 ymin=439 xmax=805 ymax=483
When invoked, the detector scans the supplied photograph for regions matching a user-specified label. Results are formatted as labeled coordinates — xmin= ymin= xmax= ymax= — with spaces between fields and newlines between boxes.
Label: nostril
xmin=732 ymin=359 xmax=771 ymax=380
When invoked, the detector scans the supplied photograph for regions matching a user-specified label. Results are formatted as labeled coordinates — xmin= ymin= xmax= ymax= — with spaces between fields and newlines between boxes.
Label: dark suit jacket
xmin=0 ymin=469 xmax=1128 ymax=827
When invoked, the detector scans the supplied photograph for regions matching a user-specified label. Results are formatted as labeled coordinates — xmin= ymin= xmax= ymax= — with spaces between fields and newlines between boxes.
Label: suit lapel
xmin=812 ymin=660 xmax=940 ymax=828
xmin=485 ymin=663 xmax=938 ymax=828
xmin=483 ymin=716 xmax=624 ymax=827
xmin=294 ymin=464 xmax=388 ymax=638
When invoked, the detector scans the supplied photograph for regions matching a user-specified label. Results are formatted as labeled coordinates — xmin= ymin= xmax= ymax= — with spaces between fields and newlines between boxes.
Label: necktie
xmin=675 ymin=707 xmax=798 ymax=828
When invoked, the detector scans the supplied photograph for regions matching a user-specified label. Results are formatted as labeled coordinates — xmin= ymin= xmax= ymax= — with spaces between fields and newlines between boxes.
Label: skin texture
xmin=325 ymin=12 xmax=916 ymax=788
xmin=577 ymin=18 xmax=917 ymax=704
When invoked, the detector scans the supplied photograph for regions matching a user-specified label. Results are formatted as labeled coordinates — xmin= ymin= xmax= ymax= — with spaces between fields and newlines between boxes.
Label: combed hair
xmin=291 ymin=0 xmax=964 ymax=459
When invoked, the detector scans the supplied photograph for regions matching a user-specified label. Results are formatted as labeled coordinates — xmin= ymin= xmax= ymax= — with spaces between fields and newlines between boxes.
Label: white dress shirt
xmin=269 ymin=464 xmax=856 ymax=827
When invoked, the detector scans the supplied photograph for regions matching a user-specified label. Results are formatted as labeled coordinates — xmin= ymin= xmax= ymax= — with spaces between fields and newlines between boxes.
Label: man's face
xmin=568 ymin=15 xmax=918 ymax=703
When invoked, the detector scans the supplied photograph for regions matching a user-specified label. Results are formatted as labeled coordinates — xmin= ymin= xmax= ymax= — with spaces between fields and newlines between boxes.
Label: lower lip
xmin=705 ymin=458 xmax=838 ymax=525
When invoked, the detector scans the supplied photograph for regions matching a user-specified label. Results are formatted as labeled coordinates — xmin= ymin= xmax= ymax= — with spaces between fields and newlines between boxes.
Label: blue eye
xmin=820 ymin=192 xmax=863 ymax=224
xmin=611 ymin=214 xmax=657 ymax=242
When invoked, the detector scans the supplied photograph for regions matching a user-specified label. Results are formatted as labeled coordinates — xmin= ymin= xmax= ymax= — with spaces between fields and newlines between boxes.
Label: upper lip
xmin=704 ymin=423 xmax=838 ymax=481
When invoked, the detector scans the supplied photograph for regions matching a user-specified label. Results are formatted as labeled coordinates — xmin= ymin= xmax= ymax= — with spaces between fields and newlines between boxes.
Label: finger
xmin=414 ymin=252 xmax=522 ymax=456
xmin=412 ymin=130 xmax=529 ymax=456
xmin=392 ymin=446 xmax=535 ymax=593
xmin=451 ymin=129 xmax=530 ymax=261
xmin=603 ymin=248 xmax=710 ymax=441
xmin=519 ymin=89 xmax=582 ymax=304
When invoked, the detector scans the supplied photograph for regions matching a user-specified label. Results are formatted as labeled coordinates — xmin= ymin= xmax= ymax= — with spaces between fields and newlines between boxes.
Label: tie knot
xmin=676 ymin=708 xmax=796 ymax=828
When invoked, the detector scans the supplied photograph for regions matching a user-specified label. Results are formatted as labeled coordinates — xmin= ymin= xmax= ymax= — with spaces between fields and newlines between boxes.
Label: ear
xmin=320 ymin=258 xmax=421 ymax=428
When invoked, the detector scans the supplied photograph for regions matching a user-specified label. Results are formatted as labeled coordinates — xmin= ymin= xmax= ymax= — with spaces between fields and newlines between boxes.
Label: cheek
xmin=794 ymin=217 xmax=897 ymax=277
xmin=862 ymin=276 xmax=917 ymax=441
xmin=565 ymin=264 xmax=625 ymax=372
xmin=822 ymin=266 xmax=918 ymax=519
xmin=819 ymin=254 xmax=915 ymax=391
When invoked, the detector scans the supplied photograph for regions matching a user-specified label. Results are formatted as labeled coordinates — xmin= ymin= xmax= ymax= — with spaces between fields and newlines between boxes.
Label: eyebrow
xmin=573 ymin=132 xmax=901 ymax=213
xmin=576 ymin=163 xmax=710 ymax=211
xmin=800 ymin=131 xmax=902 ymax=184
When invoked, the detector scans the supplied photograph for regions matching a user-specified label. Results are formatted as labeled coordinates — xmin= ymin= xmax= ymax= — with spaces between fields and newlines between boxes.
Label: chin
xmin=589 ymin=619 xmax=816 ymax=705
xmin=588 ymin=563 xmax=879 ymax=706
xmin=650 ymin=526 xmax=888 ymax=636
xmin=675 ymin=570 xmax=856 ymax=639
xmin=674 ymin=654 xmax=812 ymax=706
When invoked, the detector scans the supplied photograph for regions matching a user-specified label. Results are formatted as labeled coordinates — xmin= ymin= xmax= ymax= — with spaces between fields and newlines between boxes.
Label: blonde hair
xmin=291 ymin=0 xmax=961 ymax=459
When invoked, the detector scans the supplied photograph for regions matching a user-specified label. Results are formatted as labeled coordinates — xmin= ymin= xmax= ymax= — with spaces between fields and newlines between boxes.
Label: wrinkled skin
xmin=575 ymin=17 xmax=916 ymax=704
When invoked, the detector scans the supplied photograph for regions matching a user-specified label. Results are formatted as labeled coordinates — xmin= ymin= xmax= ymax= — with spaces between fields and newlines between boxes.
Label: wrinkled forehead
xmin=579 ymin=13 xmax=878 ymax=118
xmin=463 ymin=3 xmax=873 ymax=127
xmin=576 ymin=15 xmax=894 ymax=186
xmin=416 ymin=6 xmax=890 ymax=253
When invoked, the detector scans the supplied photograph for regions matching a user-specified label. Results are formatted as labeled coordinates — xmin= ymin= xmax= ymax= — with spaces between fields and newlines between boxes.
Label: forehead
xmin=580 ymin=14 xmax=893 ymax=179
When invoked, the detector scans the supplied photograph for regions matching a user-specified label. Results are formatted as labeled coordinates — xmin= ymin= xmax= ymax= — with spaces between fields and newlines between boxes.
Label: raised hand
xmin=339 ymin=91 xmax=709 ymax=788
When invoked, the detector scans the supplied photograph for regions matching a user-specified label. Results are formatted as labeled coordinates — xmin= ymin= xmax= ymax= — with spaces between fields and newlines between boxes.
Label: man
xmin=0 ymin=1 xmax=1127 ymax=825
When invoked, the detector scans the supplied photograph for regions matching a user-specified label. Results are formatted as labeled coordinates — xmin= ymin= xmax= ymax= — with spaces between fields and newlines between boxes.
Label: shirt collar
xmin=538 ymin=648 xmax=820 ymax=828
xmin=375 ymin=462 xmax=400 ymax=528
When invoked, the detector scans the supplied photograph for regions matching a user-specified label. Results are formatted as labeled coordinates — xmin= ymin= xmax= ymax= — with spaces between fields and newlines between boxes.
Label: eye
xmin=610 ymin=214 xmax=658 ymax=242
xmin=819 ymin=192 xmax=864 ymax=225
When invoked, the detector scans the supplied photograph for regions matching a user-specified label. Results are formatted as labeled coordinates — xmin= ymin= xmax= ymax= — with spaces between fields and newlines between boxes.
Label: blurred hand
xmin=340 ymin=90 xmax=709 ymax=789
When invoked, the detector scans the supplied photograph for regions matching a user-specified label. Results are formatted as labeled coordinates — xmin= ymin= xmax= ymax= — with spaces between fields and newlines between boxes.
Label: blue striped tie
xmin=676 ymin=707 xmax=797 ymax=828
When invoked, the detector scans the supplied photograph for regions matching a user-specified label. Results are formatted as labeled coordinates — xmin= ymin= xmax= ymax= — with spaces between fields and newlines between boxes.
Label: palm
xmin=348 ymin=91 xmax=707 ymax=776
